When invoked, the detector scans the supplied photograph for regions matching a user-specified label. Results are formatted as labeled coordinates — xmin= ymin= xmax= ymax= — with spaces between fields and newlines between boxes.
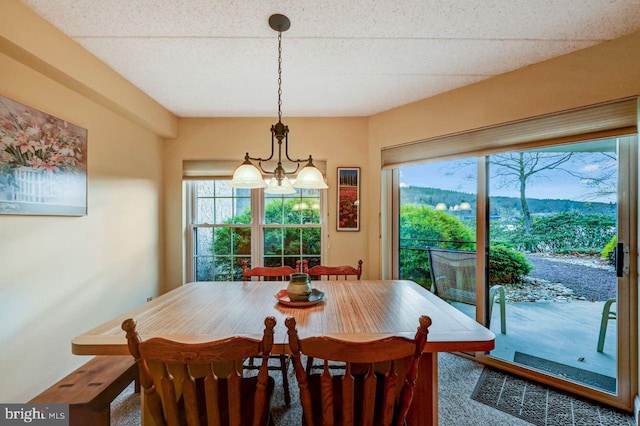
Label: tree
xmin=566 ymin=152 xmax=617 ymax=200
xmin=211 ymin=197 xmax=321 ymax=279
xmin=490 ymin=152 xmax=574 ymax=234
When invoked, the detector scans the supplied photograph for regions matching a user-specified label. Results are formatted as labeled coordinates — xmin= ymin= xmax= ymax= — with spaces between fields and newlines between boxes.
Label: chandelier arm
xmin=279 ymin=163 xmax=300 ymax=175
xmin=246 ymin=131 xmax=278 ymax=163
xmin=255 ymin=161 xmax=270 ymax=174
xmin=283 ymin=134 xmax=312 ymax=164
xmin=256 ymin=160 xmax=297 ymax=175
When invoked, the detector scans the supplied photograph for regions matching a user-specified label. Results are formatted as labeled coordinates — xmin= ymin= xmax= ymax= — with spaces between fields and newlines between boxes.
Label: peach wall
xmin=0 ymin=0 xmax=177 ymax=138
xmin=163 ymin=117 xmax=369 ymax=290
xmin=366 ymin=30 xmax=640 ymax=279
xmin=0 ymin=52 xmax=164 ymax=401
xmin=365 ymin=30 xmax=640 ymax=409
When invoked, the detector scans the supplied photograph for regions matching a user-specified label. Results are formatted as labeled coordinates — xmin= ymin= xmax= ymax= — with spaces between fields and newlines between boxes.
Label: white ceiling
xmin=20 ymin=1 xmax=640 ymax=118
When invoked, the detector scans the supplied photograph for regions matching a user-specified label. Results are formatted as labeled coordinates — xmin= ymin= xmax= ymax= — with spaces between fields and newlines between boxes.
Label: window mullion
xmin=186 ymin=181 xmax=196 ymax=282
xmin=252 ymin=188 xmax=263 ymax=267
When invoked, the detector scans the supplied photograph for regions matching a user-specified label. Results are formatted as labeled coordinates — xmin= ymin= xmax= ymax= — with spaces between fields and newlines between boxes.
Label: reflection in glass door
xmin=398 ymin=159 xmax=478 ymax=321
xmin=487 ymin=137 xmax=626 ymax=394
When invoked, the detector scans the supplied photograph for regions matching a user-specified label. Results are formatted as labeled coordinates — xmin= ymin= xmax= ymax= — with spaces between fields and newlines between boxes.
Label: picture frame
xmin=337 ymin=167 xmax=360 ymax=231
xmin=0 ymin=95 xmax=87 ymax=216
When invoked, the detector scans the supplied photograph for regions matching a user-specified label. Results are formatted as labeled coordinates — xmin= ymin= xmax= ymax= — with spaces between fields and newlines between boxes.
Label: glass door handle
xmin=615 ymin=242 xmax=628 ymax=278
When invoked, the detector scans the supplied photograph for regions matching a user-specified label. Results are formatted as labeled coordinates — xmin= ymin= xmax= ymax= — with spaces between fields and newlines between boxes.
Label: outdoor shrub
xmin=529 ymin=212 xmax=615 ymax=253
xmin=399 ymin=205 xmax=533 ymax=287
xmin=399 ymin=205 xmax=474 ymax=287
xmin=601 ymin=235 xmax=617 ymax=264
xmin=491 ymin=212 xmax=615 ymax=254
xmin=490 ymin=221 xmax=531 ymax=251
xmin=488 ymin=245 xmax=533 ymax=284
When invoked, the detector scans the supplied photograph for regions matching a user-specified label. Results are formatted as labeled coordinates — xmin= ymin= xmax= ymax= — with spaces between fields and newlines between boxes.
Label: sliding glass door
xmin=396 ymin=134 xmax=636 ymax=409
xmin=486 ymin=137 xmax=629 ymax=396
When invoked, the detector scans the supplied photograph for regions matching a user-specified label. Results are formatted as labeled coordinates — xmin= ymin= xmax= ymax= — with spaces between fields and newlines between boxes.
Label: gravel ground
xmin=525 ymin=254 xmax=617 ymax=301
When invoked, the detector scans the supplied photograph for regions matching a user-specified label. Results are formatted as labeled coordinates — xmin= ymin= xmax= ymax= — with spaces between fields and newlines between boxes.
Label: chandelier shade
xmin=230 ymin=157 xmax=267 ymax=188
xmin=265 ymin=176 xmax=296 ymax=194
xmin=293 ymin=160 xmax=329 ymax=189
xmin=229 ymin=13 xmax=327 ymax=192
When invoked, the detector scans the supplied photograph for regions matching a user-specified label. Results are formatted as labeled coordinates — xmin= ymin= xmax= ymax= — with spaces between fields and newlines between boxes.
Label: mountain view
xmin=400 ymin=186 xmax=616 ymax=219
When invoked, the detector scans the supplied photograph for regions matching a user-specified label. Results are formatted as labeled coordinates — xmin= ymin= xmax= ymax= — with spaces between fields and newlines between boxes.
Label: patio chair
xmin=597 ymin=298 xmax=616 ymax=352
xmin=121 ymin=316 xmax=277 ymax=426
xmin=241 ymin=260 xmax=294 ymax=404
xmin=427 ymin=247 xmax=506 ymax=334
xmin=286 ymin=315 xmax=432 ymax=426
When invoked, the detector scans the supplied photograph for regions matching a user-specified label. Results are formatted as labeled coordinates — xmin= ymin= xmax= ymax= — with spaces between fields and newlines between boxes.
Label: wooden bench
xmin=29 ymin=355 xmax=138 ymax=426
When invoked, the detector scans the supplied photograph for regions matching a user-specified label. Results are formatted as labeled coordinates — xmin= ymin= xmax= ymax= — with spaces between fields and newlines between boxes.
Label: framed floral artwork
xmin=0 ymin=95 xmax=87 ymax=215
xmin=337 ymin=167 xmax=360 ymax=231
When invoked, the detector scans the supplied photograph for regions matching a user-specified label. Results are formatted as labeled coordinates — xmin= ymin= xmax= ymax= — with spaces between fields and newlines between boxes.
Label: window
xmin=263 ymin=190 xmax=322 ymax=268
xmin=187 ymin=179 xmax=323 ymax=281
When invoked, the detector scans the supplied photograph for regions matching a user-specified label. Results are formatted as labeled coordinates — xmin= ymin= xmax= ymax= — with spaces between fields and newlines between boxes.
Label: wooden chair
xmin=240 ymin=260 xmax=293 ymax=404
xmin=286 ymin=315 xmax=431 ymax=426
xmin=302 ymin=259 xmax=363 ymax=280
xmin=427 ymin=247 xmax=506 ymax=334
xmin=298 ymin=259 xmax=363 ymax=374
xmin=121 ymin=316 xmax=277 ymax=426
xmin=242 ymin=261 xmax=296 ymax=281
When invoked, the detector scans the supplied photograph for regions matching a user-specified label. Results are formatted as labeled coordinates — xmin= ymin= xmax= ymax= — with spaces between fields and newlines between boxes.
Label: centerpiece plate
xmin=274 ymin=288 xmax=325 ymax=307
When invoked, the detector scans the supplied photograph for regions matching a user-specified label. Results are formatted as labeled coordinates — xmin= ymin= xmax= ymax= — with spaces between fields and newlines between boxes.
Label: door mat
xmin=471 ymin=367 xmax=634 ymax=426
xmin=514 ymin=351 xmax=616 ymax=392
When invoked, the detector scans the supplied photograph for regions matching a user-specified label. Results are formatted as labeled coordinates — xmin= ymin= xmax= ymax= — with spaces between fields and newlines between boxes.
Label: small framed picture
xmin=337 ymin=167 xmax=360 ymax=231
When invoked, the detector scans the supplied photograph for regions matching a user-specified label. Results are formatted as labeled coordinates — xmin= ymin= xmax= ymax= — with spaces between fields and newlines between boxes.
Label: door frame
xmin=385 ymin=136 xmax=638 ymax=411
xmin=472 ymin=136 xmax=637 ymax=411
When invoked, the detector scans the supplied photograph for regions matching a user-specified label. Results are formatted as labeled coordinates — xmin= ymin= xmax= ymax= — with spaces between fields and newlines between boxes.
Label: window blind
xmin=381 ymin=98 xmax=638 ymax=169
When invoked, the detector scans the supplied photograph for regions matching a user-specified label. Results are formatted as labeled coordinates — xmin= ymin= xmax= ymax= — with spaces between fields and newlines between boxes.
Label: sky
xmin=399 ymin=153 xmax=617 ymax=203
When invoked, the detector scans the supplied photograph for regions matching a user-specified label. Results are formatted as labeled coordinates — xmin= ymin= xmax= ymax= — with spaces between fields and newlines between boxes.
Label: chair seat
xmin=443 ymin=288 xmax=475 ymax=305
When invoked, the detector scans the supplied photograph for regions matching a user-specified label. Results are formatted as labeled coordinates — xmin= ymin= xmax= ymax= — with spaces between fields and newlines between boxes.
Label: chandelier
xmin=230 ymin=14 xmax=328 ymax=194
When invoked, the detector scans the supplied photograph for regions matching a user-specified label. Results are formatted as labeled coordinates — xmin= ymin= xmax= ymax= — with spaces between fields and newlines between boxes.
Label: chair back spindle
xmin=286 ymin=315 xmax=431 ymax=426
xmin=122 ymin=316 xmax=277 ymax=426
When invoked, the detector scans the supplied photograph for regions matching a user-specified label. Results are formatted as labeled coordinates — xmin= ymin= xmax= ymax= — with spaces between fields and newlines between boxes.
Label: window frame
xmin=185 ymin=179 xmax=326 ymax=282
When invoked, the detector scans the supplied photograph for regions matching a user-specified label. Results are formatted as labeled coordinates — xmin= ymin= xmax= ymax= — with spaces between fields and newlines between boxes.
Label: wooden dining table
xmin=72 ymin=279 xmax=495 ymax=426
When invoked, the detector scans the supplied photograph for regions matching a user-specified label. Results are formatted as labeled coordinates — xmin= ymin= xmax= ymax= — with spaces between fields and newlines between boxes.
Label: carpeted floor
xmin=111 ymin=353 xmax=634 ymax=425
xmin=471 ymin=367 xmax=634 ymax=426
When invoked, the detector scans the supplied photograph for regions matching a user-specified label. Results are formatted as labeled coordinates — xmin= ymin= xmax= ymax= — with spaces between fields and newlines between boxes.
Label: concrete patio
xmin=453 ymin=299 xmax=617 ymax=390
